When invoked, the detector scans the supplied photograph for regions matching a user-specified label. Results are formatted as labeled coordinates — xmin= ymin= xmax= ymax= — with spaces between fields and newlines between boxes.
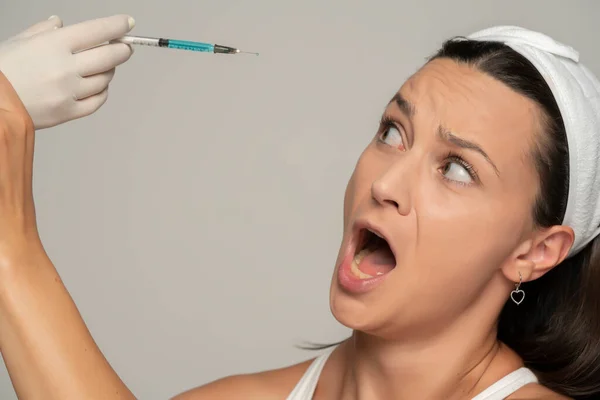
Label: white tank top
xmin=286 ymin=347 xmax=538 ymax=400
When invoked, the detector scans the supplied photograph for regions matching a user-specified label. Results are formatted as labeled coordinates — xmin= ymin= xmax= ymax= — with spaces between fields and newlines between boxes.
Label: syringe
xmin=113 ymin=35 xmax=258 ymax=55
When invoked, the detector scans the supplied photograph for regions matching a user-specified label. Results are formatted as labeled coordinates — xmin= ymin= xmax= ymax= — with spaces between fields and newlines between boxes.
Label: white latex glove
xmin=0 ymin=14 xmax=135 ymax=129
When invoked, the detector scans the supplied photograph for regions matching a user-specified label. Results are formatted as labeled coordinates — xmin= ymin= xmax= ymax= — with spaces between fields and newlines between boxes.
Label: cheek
xmin=411 ymin=181 xmax=532 ymax=272
xmin=394 ymin=195 xmax=531 ymax=318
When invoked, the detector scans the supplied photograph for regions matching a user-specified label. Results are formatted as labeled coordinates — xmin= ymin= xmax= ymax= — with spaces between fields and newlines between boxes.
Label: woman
xmin=0 ymin=25 xmax=598 ymax=400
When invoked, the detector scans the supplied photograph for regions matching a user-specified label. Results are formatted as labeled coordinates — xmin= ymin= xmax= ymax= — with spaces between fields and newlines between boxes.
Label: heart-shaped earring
xmin=511 ymin=289 xmax=525 ymax=305
xmin=510 ymin=272 xmax=525 ymax=306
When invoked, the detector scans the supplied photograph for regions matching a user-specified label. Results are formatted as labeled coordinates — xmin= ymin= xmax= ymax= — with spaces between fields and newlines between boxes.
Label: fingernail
xmin=128 ymin=17 xmax=135 ymax=30
xmin=48 ymin=15 xmax=58 ymax=20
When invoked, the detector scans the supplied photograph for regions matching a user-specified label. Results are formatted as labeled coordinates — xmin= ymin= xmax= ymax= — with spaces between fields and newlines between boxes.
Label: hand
xmin=0 ymin=14 xmax=135 ymax=130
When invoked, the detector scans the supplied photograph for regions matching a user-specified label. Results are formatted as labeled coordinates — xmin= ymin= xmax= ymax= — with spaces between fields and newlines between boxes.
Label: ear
xmin=501 ymin=225 xmax=574 ymax=283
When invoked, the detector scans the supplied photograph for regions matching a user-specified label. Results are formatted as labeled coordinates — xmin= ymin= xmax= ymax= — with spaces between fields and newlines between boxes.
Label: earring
xmin=510 ymin=272 xmax=525 ymax=306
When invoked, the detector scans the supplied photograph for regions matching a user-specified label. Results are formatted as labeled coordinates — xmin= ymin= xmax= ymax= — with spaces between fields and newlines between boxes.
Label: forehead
xmin=397 ymin=58 xmax=542 ymax=174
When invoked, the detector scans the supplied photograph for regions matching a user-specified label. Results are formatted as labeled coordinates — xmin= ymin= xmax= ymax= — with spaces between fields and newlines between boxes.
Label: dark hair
xmin=432 ymin=39 xmax=600 ymax=399
xmin=302 ymin=39 xmax=600 ymax=399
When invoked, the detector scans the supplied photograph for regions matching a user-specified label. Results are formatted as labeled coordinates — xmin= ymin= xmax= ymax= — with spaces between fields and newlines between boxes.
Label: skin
xmin=0 ymin=59 xmax=576 ymax=399
xmin=176 ymin=59 xmax=575 ymax=399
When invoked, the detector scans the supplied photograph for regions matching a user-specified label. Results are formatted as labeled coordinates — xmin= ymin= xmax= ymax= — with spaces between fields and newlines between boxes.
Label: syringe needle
xmin=236 ymin=49 xmax=260 ymax=56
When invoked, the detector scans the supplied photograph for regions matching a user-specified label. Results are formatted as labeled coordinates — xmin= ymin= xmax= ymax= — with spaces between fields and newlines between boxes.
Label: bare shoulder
xmin=507 ymin=383 xmax=572 ymax=400
xmin=170 ymin=358 xmax=314 ymax=400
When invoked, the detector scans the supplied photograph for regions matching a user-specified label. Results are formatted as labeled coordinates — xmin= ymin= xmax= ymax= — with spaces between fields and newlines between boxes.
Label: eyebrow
xmin=437 ymin=126 xmax=500 ymax=176
xmin=388 ymin=92 xmax=499 ymax=176
xmin=389 ymin=93 xmax=416 ymax=117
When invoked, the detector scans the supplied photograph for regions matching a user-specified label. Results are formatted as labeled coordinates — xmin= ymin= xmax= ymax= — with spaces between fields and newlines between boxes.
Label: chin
xmin=328 ymin=277 xmax=389 ymax=334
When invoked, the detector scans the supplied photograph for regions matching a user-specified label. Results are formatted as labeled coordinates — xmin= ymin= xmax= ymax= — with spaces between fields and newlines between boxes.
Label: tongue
xmin=357 ymin=247 xmax=396 ymax=276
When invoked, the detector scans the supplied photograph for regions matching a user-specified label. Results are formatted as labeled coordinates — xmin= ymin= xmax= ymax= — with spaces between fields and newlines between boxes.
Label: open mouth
xmin=350 ymin=228 xmax=397 ymax=279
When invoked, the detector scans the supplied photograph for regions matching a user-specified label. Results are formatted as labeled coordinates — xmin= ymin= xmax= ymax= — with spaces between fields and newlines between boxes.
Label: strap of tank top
xmin=286 ymin=346 xmax=336 ymax=400
xmin=471 ymin=367 xmax=538 ymax=400
xmin=287 ymin=350 xmax=536 ymax=400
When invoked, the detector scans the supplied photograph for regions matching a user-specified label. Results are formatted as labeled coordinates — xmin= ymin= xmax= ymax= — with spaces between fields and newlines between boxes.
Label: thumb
xmin=12 ymin=15 xmax=64 ymax=40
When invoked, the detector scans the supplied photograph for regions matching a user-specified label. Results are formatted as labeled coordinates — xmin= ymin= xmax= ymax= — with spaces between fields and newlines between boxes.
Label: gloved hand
xmin=0 ymin=14 xmax=135 ymax=130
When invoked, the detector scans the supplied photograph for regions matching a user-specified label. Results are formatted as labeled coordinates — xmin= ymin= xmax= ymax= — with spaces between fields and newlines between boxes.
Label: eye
xmin=381 ymin=126 xmax=403 ymax=146
xmin=440 ymin=154 xmax=478 ymax=185
xmin=377 ymin=117 xmax=405 ymax=150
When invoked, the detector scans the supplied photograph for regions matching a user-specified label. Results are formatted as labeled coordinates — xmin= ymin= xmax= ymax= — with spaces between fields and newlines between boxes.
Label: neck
xmin=335 ymin=289 xmax=522 ymax=399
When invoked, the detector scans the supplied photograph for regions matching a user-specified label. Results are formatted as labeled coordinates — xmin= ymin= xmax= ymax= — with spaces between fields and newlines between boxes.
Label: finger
xmin=13 ymin=15 xmax=63 ymax=40
xmin=58 ymin=14 xmax=135 ymax=53
xmin=75 ymin=69 xmax=115 ymax=100
xmin=73 ymin=88 xmax=109 ymax=120
xmin=74 ymin=42 xmax=132 ymax=77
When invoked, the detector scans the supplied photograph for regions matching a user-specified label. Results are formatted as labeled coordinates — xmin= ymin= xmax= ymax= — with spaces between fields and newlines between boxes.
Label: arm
xmin=0 ymin=256 xmax=294 ymax=400
xmin=170 ymin=361 xmax=312 ymax=400
xmin=0 ymin=40 xmax=303 ymax=399
xmin=0 ymin=71 xmax=134 ymax=399
xmin=0 ymin=254 xmax=135 ymax=399
xmin=171 ymin=375 xmax=280 ymax=400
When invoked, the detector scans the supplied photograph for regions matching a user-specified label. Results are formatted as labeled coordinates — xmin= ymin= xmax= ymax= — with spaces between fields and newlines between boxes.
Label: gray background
xmin=0 ymin=1 xmax=598 ymax=398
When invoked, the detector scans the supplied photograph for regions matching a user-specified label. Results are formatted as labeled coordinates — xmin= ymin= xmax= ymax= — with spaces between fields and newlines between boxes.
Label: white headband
xmin=465 ymin=26 xmax=600 ymax=257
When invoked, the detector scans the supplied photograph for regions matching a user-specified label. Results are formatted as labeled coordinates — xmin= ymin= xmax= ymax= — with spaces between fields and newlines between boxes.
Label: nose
xmin=371 ymin=161 xmax=412 ymax=216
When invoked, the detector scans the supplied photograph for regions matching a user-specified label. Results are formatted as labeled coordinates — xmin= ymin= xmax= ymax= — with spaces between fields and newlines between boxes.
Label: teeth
xmin=354 ymin=248 xmax=368 ymax=264
xmin=351 ymin=249 xmax=374 ymax=279
xmin=369 ymin=229 xmax=384 ymax=239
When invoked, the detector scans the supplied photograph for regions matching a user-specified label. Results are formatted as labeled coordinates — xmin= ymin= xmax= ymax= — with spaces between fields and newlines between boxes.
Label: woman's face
xmin=330 ymin=58 xmax=544 ymax=338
